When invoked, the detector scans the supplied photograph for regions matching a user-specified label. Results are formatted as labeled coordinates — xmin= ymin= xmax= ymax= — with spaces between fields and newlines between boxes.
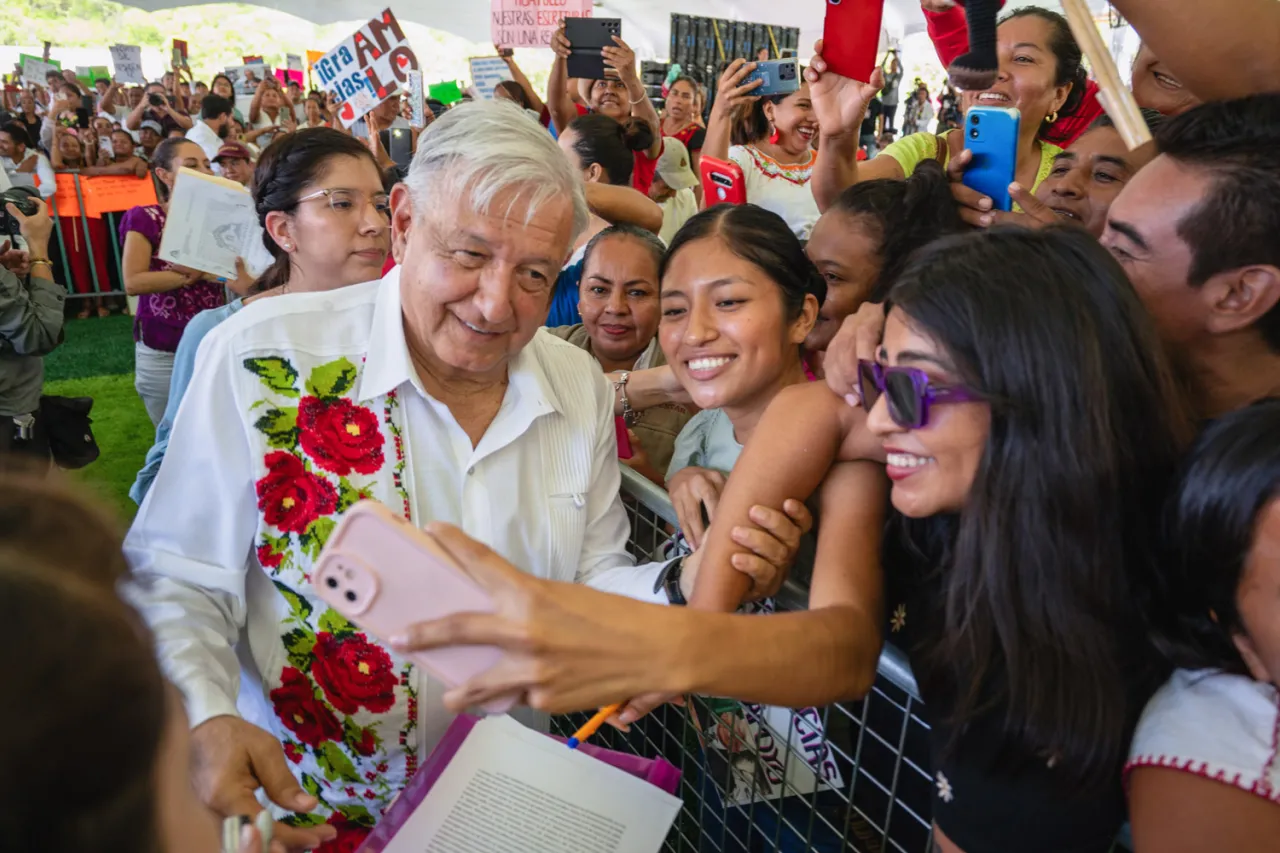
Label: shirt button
xmin=467 ymin=466 xmax=475 ymax=475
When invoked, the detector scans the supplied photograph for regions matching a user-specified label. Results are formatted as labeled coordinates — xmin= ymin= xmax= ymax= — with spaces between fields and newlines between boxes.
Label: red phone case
xmin=700 ymin=155 xmax=747 ymax=206
xmin=822 ymin=0 xmax=886 ymax=84
xmin=615 ymin=415 xmax=634 ymax=460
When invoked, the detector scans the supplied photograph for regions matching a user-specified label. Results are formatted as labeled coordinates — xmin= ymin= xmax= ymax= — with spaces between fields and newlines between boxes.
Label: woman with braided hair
xmin=131 ymin=127 xmax=391 ymax=506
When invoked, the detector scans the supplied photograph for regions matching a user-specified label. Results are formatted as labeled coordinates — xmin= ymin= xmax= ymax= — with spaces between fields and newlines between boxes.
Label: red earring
xmin=769 ymin=126 xmax=780 ymax=145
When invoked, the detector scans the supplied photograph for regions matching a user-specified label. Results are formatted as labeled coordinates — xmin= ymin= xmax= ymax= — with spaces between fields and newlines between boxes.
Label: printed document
xmin=383 ymin=715 xmax=680 ymax=853
xmin=158 ymin=168 xmax=274 ymax=280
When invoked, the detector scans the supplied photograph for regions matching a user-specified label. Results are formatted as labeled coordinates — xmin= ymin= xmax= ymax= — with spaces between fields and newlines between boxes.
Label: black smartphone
xmin=387 ymin=127 xmax=412 ymax=168
xmin=498 ymin=47 xmax=514 ymax=58
xmin=565 ymin=18 xmax=622 ymax=80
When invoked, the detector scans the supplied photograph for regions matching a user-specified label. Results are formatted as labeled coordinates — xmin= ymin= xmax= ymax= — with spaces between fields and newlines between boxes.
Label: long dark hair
xmin=251 ymin=127 xmax=382 ymax=292
xmin=567 ymin=113 xmax=652 ymax=186
xmin=1151 ymin=397 xmax=1280 ymax=675
xmin=1001 ymin=7 xmax=1086 ymax=133
xmin=829 ymin=160 xmax=965 ymax=303
xmin=732 ymin=73 xmax=806 ymax=146
xmin=494 ymin=80 xmax=532 ymax=111
xmin=662 ymin=204 xmax=826 ymax=319
xmin=890 ymin=227 xmax=1193 ymax=786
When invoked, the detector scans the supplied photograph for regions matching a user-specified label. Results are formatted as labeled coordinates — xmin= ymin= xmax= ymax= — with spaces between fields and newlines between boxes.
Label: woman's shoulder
xmin=1127 ymin=668 xmax=1280 ymax=801
xmin=120 ymin=203 xmax=163 ymax=228
xmin=543 ymin=323 xmax=589 ymax=347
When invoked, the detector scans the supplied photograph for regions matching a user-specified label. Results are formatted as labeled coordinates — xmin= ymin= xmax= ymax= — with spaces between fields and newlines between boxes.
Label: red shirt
xmin=666 ymin=122 xmax=707 ymax=154
xmin=924 ymin=5 xmax=1102 ymax=148
xmin=631 ymin=140 xmax=662 ymax=195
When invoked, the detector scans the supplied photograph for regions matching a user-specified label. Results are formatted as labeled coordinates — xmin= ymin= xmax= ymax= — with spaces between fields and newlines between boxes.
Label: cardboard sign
xmin=468 ymin=57 xmax=513 ymax=101
xmin=172 ymin=39 xmax=188 ymax=69
xmin=491 ymin=0 xmax=592 ymax=49
xmin=83 ymin=175 xmax=159 ymax=216
xmin=20 ymin=55 xmax=60 ymax=88
xmin=48 ymin=174 xmax=97 ymax=219
xmin=274 ymin=69 xmax=304 ymax=88
xmin=314 ymin=7 xmax=419 ymax=127
xmin=110 ymin=45 xmax=145 ymax=85
xmin=407 ymin=70 xmax=425 ymax=128
xmin=286 ymin=54 xmax=303 ymax=72
xmin=75 ymin=65 xmax=111 ymax=89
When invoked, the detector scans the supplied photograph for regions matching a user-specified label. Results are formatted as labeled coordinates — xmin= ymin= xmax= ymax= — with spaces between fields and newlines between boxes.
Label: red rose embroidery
xmin=270 ymin=667 xmax=343 ymax=748
xmin=257 ymin=543 xmax=284 ymax=570
xmin=317 ymin=813 xmax=371 ymax=853
xmin=256 ymin=450 xmax=337 ymax=534
xmin=312 ymin=631 xmax=398 ymax=715
xmin=353 ymin=729 xmax=377 ymax=757
xmin=298 ymin=396 xmax=385 ymax=476
xmin=284 ymin=742 xmax=303 ymax=764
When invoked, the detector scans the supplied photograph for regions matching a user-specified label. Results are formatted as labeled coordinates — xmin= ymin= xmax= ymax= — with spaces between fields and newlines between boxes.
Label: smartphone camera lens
xmin=344 ymin=590 xmax=357 ymax=603
xmin=325 ymin=577 xmax=339 ymax=589
xmin=971 ymin=114 xmax=981 ymax=126
xmin=969 ymin=128 xmax=980 ymax=139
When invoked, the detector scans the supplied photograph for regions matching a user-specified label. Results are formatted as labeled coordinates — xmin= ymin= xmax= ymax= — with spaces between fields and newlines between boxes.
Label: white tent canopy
xmin=114 ymin=0 xmax=1118 ymax=62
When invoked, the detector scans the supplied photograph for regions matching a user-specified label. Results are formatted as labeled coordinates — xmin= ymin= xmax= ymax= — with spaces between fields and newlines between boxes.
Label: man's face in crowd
xmin=95 ymin=79 xmax=110 ymax=96
xmin=390 ymin=180 xmax=574 ymax=383
xmin=1101 ymin=154 xmax=1210 ymax=346
xmin=111 ymin=131 xmax=134 ymax=159
xmin=1131 ymin=44 xmax=1201 ymax=117
xmin=220 ymin=156 xmax=253 ymax=186
xmin=0 ymin=131 xmax=18 ymax=159
xmin=1035 ymin=125 xmax=1156 ymax=238
xmin=129 ymin=87 xmax=144 ymax=107
xmin=139 ymin=128 xmax=161 ymax=150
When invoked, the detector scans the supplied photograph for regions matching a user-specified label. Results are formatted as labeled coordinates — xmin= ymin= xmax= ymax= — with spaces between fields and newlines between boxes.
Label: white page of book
xmin=158 ymin=167 xmax=272 ymax=281
xmin=383 ymin=715 xmax=680 ymax=853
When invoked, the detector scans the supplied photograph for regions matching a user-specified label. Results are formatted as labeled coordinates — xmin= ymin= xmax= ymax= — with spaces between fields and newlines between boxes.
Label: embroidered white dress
xmin=727 ymin=144 xmax=821 ymax=240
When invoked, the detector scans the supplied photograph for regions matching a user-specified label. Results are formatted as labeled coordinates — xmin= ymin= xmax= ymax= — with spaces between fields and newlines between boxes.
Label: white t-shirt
xmin=727 ymin=144 xmax=820 ymax=240
xmin=658 ymin=187 xmax=698 ymax=245
xmin=1127 ymin=668 xmax=1280 ymax=802
xmin=250 ymin=108 xmax=291 ymax=148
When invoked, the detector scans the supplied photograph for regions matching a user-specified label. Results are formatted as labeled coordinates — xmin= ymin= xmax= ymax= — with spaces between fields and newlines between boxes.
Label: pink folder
xmin=359 ymin=714 xmax=682 ymax=852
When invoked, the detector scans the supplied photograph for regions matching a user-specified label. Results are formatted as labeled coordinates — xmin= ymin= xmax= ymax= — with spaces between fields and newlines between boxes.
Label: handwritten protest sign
xmin=84 ymin=175 xmax=159 ymax=216
xmin=468 ymin=57 xmax=513 ymax=101
xmin=48 ymin=174 xmax=95 ymax=218
xmin=314 ymin=8 xmax=419 ymax=127
xmin=20 ymin=55 xmax=60 ymax=88
xmin=109 ymin=45 xmax=145 ymax=85
xmin=491 ymin=0 xmax=592 ymax=49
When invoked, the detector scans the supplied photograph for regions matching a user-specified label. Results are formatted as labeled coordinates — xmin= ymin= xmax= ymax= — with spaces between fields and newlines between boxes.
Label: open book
xmin=367 ymin=715 xmax=681 ymax=853
xmin=158 ymin=167 xmax=274 ymax=281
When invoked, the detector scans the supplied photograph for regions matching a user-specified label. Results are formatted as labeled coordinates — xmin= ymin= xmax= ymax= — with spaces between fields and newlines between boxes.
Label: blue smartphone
xmin=744 ymin=59 xmax=800 ymax=97
xmin=962 ymin=106 xmax=1020 ymax=212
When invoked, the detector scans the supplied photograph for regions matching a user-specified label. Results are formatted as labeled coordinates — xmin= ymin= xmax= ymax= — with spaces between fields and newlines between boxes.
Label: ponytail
xmin=566 ymin=113 xmax=640 ymax=186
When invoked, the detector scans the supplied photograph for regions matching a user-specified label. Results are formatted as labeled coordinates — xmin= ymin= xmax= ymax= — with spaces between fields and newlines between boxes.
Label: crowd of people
xmin=2 ymin=0 xmax=1280 ymax=851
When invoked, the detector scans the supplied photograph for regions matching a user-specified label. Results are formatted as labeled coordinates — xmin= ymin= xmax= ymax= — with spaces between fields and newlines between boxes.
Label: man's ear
xmin=1204 ymin=264 xmax=1280 ymax=338
xmin=389 ymin=182 xmax=414 ymax=265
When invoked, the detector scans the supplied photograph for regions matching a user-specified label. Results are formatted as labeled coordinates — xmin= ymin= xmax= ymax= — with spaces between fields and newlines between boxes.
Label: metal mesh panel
xmin=551 ymin=468 xmax=935 ymax=853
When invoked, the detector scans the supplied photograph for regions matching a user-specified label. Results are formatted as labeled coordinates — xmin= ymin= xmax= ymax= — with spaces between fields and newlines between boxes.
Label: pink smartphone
xmin=312 ymin=501 xmax=515 ymax=713
xmin=615 ymin=415 xmax=634 ymax=460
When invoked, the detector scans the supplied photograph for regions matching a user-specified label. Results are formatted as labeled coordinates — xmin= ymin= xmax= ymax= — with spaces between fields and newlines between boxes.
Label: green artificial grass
xmin=40 ymin=315 xmax=148 ymax=520
xmin=44 ymin=373 xmax=152 ymax=520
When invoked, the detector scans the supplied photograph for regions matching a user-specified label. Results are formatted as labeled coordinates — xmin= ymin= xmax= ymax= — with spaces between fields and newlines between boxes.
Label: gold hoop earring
xmin=1046 ymin=110 xmax=1059 ymax=124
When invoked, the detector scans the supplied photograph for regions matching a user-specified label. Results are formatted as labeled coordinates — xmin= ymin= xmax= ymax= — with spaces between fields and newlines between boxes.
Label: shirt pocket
xmin=544 ymin=490 xmax=589 ymax=580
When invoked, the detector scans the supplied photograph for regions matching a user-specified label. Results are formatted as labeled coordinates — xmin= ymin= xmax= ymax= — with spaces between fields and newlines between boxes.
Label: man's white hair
xmin=404 ymin=99 xmax=589 ymax=241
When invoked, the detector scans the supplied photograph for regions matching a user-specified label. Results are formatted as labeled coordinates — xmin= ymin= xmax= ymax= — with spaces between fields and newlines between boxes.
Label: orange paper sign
xmin=47 ymin=173 xmax=96 ymax=218
xmin=84 ymin=175 xmax=159 ymax=216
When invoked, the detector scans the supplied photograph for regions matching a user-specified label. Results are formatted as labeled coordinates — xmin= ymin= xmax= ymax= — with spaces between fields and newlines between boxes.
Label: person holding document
xmin=125 ymin=100 xmax=808 ymax=852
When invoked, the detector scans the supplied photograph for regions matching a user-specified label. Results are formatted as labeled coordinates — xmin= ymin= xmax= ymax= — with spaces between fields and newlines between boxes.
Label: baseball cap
xmin=214 ymin=142 xmax=252 ymax=163
xmin=139 ymin=120 xmax=163 ymax=135
xmin=654 ymin=138 xmax=698 ymax=191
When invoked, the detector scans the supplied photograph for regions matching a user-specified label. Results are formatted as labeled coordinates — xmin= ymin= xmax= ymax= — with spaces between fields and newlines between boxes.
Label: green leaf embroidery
xmin=315 ymin=741 xmax=361 ymax=784
xmin=254 ymin=406 xmax=300 ymax=450
xmin=282 ymin=627 xmax=316 ymax=671
xmin=280 ymin=813 xmax=326 ymax=827
xmin=342 ymin=717 xmax=381 ymax=754
xmin=243 ymin=356 xmax=301 ymax=397
xmin=273 ymin=580 xmax=313 ymax=622
xmin=306 ymin=357 xmax=359 ymax=399
xmin=336 ymin=802 xmax=376 ymax=827
xmin=335 ymin=477 xmax=373 ymax=514
xmin=300 ymin=773 xmax=329 ymax=808
xmin=319 ymin=608 xmax=357 ymax=638
xmin=299 ymin=517 xmax=338 ymax=561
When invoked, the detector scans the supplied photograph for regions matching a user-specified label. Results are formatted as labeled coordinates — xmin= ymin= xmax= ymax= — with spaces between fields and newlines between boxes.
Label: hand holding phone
xmin=822 ymin=0 xmax=887 ymax=84
xmin=312 ymin=502 xmax=514 ymax=713
xmin=564 ymin=18 xmax=623 ymax=80
xmin=700 ymin=155 xmax=747 ymax=206
xmin=961 ymin=106 xmax=1019 ymax=212
xmin=743 ymin=59 xmax=800 ymax=97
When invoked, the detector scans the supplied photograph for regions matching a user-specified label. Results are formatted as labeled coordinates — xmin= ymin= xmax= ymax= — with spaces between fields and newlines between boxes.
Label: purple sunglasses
xmin=857 ymin=360 xmax=981 ymax=429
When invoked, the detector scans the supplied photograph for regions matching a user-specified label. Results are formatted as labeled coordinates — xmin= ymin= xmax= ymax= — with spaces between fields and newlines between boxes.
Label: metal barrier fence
xmin=551 ymin=467 xmax=935 ymax=853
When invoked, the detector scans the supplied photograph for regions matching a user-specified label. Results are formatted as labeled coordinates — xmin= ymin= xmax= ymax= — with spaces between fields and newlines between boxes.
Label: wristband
xmin=654 ymin=556 xmax=687 ymax=606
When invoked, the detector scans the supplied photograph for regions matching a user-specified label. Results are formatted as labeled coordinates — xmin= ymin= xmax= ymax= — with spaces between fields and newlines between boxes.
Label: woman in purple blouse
xmin=119 ymin=137 xmax=227 ymax=425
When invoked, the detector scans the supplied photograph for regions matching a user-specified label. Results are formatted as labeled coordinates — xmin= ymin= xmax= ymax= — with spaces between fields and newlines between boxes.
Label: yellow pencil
xmin=566 ymin=702 xmax=623 ymax=749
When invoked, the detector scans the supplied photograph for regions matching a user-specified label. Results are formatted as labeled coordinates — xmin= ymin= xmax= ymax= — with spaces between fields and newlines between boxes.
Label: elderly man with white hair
xmin=124 ymin=100 xmax=809 ymax=850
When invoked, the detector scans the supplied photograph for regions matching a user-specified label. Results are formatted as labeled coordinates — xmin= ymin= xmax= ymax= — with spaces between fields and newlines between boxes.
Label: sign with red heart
xmin=313 ymin=7 xmax=418 ymax=127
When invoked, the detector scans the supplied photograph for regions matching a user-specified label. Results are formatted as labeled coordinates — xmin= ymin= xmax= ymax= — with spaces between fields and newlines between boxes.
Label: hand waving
xmin=805 ymin=39 xmax=885 ymax=140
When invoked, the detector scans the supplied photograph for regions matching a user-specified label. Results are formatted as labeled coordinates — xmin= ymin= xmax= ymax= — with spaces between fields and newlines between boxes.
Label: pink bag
xmin=359 ymin=714 xmax=682 ymax=852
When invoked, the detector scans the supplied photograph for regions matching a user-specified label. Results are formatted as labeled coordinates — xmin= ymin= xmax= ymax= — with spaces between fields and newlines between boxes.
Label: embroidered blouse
xmin=124 ymin=269 xmax=672 ymax=841
xmin=727 ymin=144 xmax=821 ymax=240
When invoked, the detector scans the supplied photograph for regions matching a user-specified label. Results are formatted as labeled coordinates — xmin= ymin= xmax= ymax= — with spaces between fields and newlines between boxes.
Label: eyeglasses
xmin=857 ymin=360 xmax=981 ymax=429
xmin=295 ymin=188 xmax=391 ymax=218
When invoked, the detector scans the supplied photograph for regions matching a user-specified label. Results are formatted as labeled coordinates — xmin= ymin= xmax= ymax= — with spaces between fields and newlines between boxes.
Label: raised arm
xmin=546 ymin=23 xmax=579 ymax=135
xmin=101 ymin=81 xmax=121 ymax=115
xmin=248 ymin=81 xmax=266 ymax=125
xmin=584 ymin=182 xmax=663 ymax=234
xmin=1113 ymin=0 xmax=1280 ymax=101
xmin=123 ymin=93 xmax=147 ymax=131
xmin=601 ymin=36 xmax=662 ymax=159
xmin=499 ymin=49 xmax=545 ymax=115
xmin=806 ymin=41 xmax=899 ymax=212
xmin=702 ymin=59 xmax=763 ymax=164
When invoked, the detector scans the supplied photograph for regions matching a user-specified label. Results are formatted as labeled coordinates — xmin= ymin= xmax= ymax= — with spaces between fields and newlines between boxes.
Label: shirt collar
xmin=355 ymin=268 xmax=566 ymax=422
